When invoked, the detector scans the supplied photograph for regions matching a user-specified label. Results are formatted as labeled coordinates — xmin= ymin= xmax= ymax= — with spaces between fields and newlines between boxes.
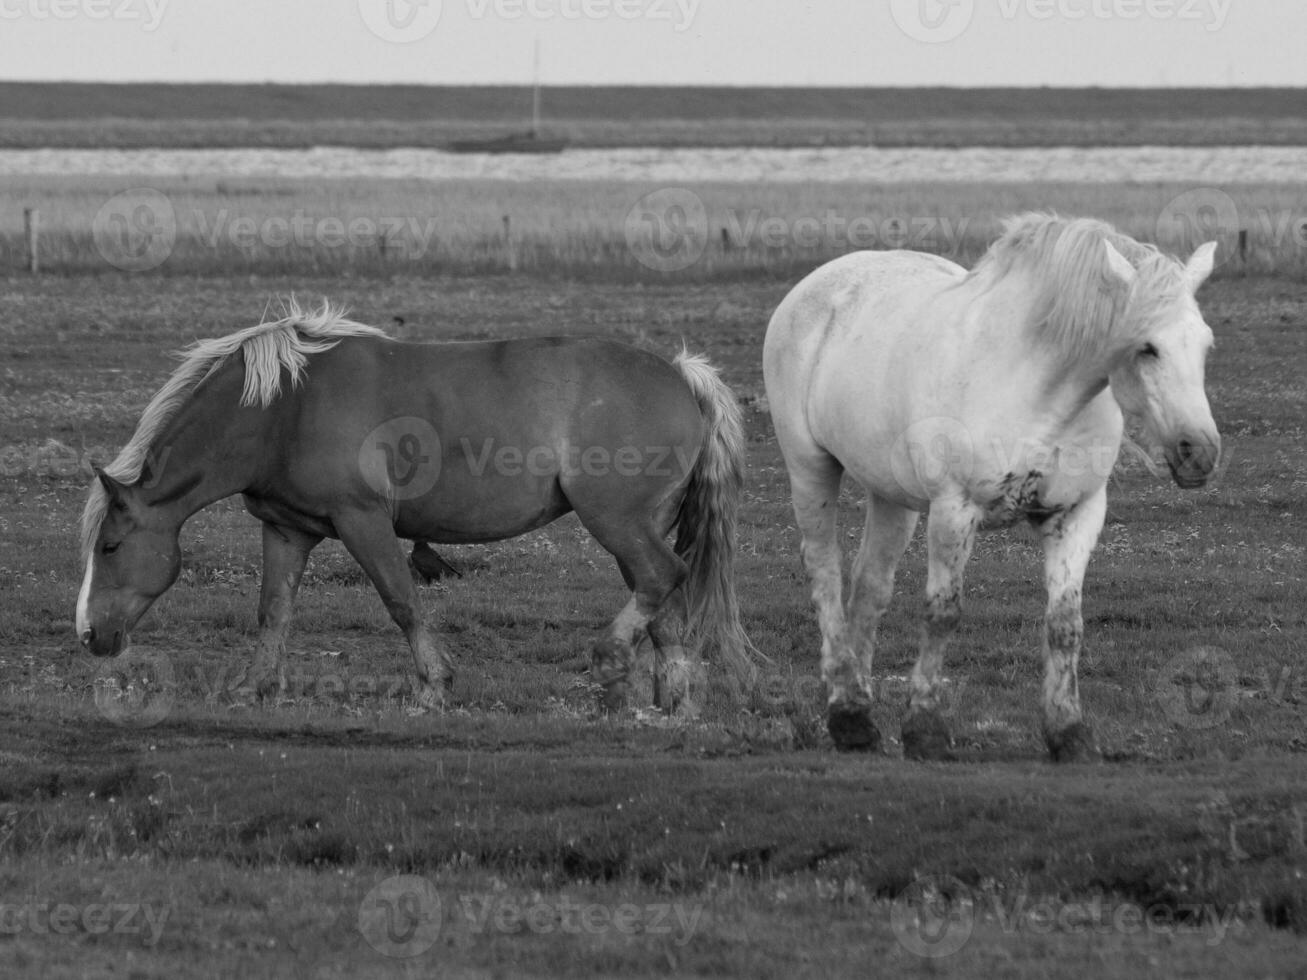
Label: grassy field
xmin=3 ymin=175 xmax=1306 ymax=280
xmin=1 ymin=268 xmax=1306 ymax=978
xmin=2 ymin=83 xmax=1306 ymax=148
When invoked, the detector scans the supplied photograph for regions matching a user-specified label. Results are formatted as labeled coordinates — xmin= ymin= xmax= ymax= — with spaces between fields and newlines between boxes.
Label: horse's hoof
xmin=901 ymin=710 xmax=955 ymax=761
xmin=827 ymin=703 xmax=881 ymax=752
xmin=1045 ymin=722 xmax=1099 ymax=763
xmin=655 ymin=659 xmax=703 ymax=719
xmin=408 ymin=684 xmax=447 ymax=716
xmin=597 ymin=675 xmax=632 ymax=713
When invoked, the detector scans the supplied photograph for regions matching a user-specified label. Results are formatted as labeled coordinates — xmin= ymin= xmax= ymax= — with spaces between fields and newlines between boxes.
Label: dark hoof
xmin=598 ymin=679 xmax=630 ymax=714
xmin=901 ymin=710 xmax=954 ymax=761
xmin=827 ymin=703 xmax=881 ymax=753
xmin=1046 ymin=722 xmax=1099 ymax=763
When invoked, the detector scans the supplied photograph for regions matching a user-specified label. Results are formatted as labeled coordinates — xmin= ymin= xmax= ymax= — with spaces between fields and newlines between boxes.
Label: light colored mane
xmin=80 ymin=299 xmax=387 ymax=558
xmin=969 ymin=212 xmax=1190 ymax=362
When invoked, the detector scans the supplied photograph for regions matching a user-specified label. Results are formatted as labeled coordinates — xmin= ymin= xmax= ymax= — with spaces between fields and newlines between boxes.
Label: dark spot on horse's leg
xmin=1044 ymin=721 xmax=1099 ymax=763
xmin=827 ymin=701 xmax=881 ymax=753
xmin=901 ymin=707 xmax=955 ymax=761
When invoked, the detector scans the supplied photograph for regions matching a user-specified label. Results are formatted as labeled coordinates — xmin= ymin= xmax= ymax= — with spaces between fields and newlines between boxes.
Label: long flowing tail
xmin=671 ymin=349 xmax=766 ymax=689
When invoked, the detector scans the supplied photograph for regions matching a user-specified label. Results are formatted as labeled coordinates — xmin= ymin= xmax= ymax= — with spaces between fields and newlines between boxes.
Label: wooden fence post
xmin=24 ymin=208 xmax=39 ymax=274
xmin=502 ymin=215 xmax=517 ymax=272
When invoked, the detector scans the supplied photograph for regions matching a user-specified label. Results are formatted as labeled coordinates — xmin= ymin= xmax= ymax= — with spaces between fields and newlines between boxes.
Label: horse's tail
xmin=671 ymin=349 xmax=766 ymax=689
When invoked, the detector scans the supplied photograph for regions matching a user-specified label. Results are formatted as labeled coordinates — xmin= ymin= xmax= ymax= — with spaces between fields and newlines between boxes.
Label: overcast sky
xmin=0 ymin=0 xmax=1300 ymax=86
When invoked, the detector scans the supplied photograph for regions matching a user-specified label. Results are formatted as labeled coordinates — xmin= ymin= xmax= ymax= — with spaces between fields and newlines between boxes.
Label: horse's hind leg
xmin=332 ymin=509 xmax=454 ymax=710
xmin=236 ymin=522 xmax=321 ymax=702
xmin=1037 ymin=487 xmax=1105 ymax=763
xmin=576 ymin=509 xmax=687 ymax=713
xmin=787 ymin=452 xmax=879 ymax=749
xmin=903 ymin=495 xmax=979 ymax=761
xmin=843 ymin=495 xmax=919 ymax=738
xmin=646 ymin=596 xmax=701 ymax=716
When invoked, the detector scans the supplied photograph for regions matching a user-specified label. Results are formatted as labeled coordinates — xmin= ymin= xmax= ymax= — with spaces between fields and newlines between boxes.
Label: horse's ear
xmin=1103 ymin=240 xmax=1137 ymax=287
xmin=94 ymin=466 xmax=129 ymax=507
xmin=1185 ymin=241 xmax=1218 ymax=291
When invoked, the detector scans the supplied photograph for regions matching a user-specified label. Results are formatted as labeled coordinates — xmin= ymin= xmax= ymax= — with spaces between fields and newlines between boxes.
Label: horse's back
xmin=765 ymin=250 xmax=963 ymax=378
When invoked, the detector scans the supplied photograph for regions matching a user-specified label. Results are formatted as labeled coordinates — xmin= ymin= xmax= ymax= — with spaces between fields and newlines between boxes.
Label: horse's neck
xmin=961 ymin=268 xmax=1116 ymax=422
xmin=139 ymin=361 xmax=266 ymax=525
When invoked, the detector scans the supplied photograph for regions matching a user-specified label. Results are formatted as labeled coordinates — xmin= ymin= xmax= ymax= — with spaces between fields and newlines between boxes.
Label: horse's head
xmin=1104 ymin=239 xmax=1221 ymax=489
xmin=76 ymin=469 xmax=182 ymax=657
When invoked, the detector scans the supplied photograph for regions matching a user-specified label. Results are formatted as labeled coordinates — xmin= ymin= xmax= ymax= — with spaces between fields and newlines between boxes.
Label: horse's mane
xmin=80 ymin=299 xmax=388 ymax=558
xmin=968 ymin=212 xmax=1191 ymax=362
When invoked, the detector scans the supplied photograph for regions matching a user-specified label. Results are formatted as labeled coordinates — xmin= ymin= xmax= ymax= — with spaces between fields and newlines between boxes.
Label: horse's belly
xmin=394 ymin=476 xmax=571 ymax=544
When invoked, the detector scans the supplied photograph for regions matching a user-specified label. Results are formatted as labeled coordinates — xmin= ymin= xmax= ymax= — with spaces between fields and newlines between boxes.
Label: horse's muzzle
xmin=1167 ymin=434 xmax=1220 ymax=489
xmin=81 ymin=627 xmax=125 ymax=658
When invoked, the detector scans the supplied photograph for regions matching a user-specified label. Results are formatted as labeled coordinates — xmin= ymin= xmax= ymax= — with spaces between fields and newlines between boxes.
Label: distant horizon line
xmin=2 ymin=80 xmax=1305 ymax=91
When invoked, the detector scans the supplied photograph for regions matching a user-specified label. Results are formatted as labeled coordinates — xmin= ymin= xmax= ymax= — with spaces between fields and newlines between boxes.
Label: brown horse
xmin=76 ymin=302 xmax=759 ymax=712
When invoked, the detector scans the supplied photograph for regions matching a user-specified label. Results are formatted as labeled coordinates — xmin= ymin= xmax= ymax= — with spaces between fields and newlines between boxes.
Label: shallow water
xmin=0 ymin=145 xmax=1302 ymax=184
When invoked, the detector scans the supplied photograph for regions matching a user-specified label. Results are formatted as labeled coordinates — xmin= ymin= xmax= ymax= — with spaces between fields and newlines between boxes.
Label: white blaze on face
xmin=76 ymin=557 xmax=94 ymax=640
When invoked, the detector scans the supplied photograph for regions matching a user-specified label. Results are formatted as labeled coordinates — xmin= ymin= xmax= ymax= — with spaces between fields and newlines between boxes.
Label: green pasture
xmin=0 ymin=267 xmax=1305 ymax=976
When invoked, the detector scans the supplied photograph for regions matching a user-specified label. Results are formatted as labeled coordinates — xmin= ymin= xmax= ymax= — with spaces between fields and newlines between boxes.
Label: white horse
xmin=763 ymin=214 xmax=1220 ymax=762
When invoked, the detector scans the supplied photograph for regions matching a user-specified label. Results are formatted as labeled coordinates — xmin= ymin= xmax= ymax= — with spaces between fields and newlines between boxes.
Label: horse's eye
xmin=101 ymin=542 xmax=120 ymax=556
xmin=1139 ymin=343 xmax=1159 ymax=359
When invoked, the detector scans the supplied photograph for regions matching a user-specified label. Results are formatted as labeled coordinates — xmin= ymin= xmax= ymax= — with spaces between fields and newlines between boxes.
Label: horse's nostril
xmin=80 ymin=628 xmax=94 ymax=646
xmin=1177 ymin=439 xmax=1195 ymax=462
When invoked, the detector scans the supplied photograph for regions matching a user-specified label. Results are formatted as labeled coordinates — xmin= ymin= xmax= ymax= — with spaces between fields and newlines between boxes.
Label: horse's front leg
xmin=236 ymin=522 xmax=320 ymax=702
xmin=332 ymin=509 xmax=454 ymax=711
xmin=904 ymin=495 xmax=979 ymax=760
xmin=1037 ymin=487 xmax=1106 ymax=762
